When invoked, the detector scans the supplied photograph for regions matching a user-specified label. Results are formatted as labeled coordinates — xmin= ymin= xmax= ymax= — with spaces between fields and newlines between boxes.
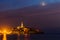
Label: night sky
xmin=0 ymin=0 xmax=60 ymax=33
xmin=0 ymin=0 xmax=60 ymax=11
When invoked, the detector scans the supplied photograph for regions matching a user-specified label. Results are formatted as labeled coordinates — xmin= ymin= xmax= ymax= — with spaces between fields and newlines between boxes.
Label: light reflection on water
xmin=3 ymin=34 xmax=7 ymax=40
xmin=1 ymin=33 xmax=60 ymax=40
xmin=24 ymin=34 xmax=30 ymax=40
xmin=0 ymin=34 xmax=42 ymax=40
xmin=0 ymin=34 xmax=31 ymax=40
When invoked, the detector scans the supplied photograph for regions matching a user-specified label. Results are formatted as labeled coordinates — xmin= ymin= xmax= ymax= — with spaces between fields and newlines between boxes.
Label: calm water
xmin=0 ymin=33 xmax=60 ymax=40
xmin=30 ymin=33 xmax=60 ymax=40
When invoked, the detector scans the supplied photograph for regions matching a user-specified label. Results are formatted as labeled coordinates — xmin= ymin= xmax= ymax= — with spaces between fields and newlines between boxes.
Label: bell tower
xmin=20 ymin=21 xmax=24 ymax=28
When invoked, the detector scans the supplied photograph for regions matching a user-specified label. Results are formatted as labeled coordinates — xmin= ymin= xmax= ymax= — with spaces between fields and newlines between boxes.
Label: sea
xmin=0 ymin=33 xmax=60 ymax=40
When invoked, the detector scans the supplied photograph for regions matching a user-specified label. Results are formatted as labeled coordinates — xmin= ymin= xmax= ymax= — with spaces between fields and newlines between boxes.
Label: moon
xmin=40 ymin=1 xmax=47 ymax=6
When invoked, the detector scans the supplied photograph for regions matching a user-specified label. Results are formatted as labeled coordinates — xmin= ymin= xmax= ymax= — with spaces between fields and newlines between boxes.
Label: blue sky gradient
xmin=0 ymin=0 xmax=60 ymax=11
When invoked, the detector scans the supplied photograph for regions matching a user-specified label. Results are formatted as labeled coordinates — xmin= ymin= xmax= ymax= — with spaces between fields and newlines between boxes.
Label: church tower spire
xmin=21 ymin=21 xmax=24 ymax=28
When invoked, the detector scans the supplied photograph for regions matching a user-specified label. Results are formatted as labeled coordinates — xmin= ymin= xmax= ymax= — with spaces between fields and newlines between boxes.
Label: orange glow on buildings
xmin=0 ymin=29 xmax=12 ymax=40
xmin=0 ymin=21 xmax=42 ymax=40
xmin=0 ymin=24 xmax=12 ymax=40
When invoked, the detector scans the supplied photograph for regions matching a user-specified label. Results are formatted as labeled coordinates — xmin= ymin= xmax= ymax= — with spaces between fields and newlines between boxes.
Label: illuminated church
xmin=12 ymin=21 xmax=44 ymax=34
